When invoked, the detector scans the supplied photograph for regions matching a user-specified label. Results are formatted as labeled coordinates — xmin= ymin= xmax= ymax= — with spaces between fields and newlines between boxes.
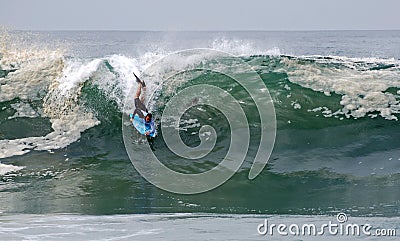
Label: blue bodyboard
xmin=131 ymin=114 xmax=156 ymax=137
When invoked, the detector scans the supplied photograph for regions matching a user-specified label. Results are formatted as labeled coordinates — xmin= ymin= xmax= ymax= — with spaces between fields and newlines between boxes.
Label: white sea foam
xmin=0 ymin=35 xmax=102 ymax=158
xmin=8 ymin=102 xmax=39 ymax=119
xmin=291 ymin=101 xmax=302 ymax=110
xmin=97 ymin=55 xmax=140 ymax=108
xmin=210 ymin=37 xmax=281 ymax=56
xmin=0 ymin=163 xmax=24 ymax=175
xmin=283 ymin=56 xmax=400 ymax=120
xmin=57 ymin=58 xmax=103 ymax=96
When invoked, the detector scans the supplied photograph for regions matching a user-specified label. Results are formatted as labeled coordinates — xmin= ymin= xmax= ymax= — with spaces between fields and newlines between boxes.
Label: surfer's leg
xmin=134 ymin=81 xmax=146 ymax=103
xmin=133 ymin=108 xmax=145 ymax=118
xmin=134 ymin=81 xmax=148 ymax=113
xmin=133 ymin=70 xmax=148 ymax=103
xmin=135 ymin=98 xmax=148 ymax=113
xmin=134 ymin=83 xmax=142 ymax=99
xmin=140 ymin=86 xmax=146 ymax=103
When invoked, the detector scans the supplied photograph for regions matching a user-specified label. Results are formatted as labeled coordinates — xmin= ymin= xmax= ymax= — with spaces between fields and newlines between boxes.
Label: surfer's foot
xmin=133 ymin=72 xmax=146 ymax=87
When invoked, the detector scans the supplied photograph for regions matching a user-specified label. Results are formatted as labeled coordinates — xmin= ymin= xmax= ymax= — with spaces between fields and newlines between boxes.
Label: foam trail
xmin=0 ymin=163 xmax=24 ymax=175
xmin=283 ymin=56 xmax=400 ymax=120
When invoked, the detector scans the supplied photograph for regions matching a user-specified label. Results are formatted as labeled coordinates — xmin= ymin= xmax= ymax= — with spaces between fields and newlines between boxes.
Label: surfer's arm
xmin=145 ymin=122 xmax=155 ymax=135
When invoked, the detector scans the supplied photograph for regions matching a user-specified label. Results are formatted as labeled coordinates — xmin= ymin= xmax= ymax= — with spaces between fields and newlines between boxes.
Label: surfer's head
xmin=145 ymin=113 xmax=152 ymax=123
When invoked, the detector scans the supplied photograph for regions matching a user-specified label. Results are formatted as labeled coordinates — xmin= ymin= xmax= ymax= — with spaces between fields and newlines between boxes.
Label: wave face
xmin=1 ymin=31 xmax=400 ymax=216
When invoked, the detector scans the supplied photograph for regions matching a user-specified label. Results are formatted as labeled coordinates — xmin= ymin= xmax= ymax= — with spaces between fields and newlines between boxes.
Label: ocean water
xmin=1 ymin=30 xmax=400 ymax=240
